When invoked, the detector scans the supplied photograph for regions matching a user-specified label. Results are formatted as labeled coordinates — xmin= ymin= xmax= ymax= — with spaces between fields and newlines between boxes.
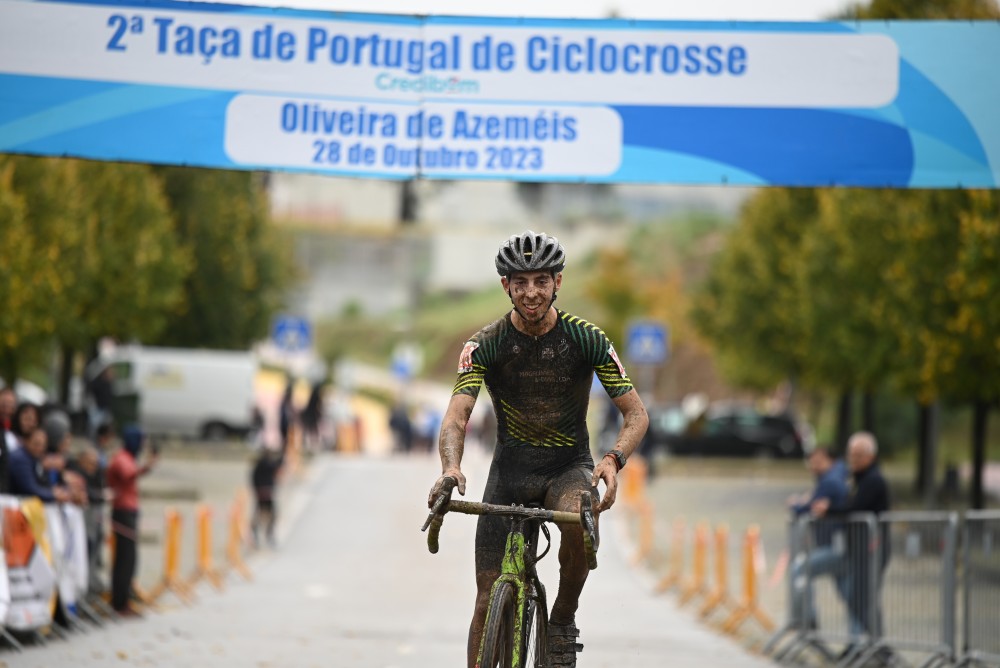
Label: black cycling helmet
xmin=495 ymin=230 xmax=566 ymax=277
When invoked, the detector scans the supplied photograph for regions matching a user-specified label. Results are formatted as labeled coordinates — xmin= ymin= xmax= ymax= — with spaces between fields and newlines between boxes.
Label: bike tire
xmin=522 ymin=584 xmax=548 ymax=668
xmin=480 ymin=581 xmax=517 ymax=668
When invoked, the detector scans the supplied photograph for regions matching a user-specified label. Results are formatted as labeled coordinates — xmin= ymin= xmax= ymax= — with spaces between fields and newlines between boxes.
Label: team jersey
xmin=453 ymin=309 xmax=633 ymax=458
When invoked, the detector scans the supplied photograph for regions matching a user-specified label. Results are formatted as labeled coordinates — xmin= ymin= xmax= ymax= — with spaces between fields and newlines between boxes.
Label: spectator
xmin=278 ymin=377 xmax=296 ymax=451
xmin=300 ymin=381 xmax=325 ymax=452
xmin=8 ymin=427 xmax=70 ymax=502
xmin=42 ymin=410 xmax=86 ymax=503
xmin=812 ymin=432 xmax=892 ymax=658
xmin=250 ymin=442 xmax=284 ymax=549
xmin=787 ymin=447 xmax=849 ymax=631
xmin=69 ymin=444 xmax=109 ymax=595
xmin=106 ymin=425 xmax=158 ymax=616
xmin=0 ymin=386 xmax=15 ymax=493
xmin=388 ymin=401 xmax=413 ymax=453
xmin=10 ymin=401 xmax=42 ymax=451
xmin=87 ymin=366 xmax=115 ymax=437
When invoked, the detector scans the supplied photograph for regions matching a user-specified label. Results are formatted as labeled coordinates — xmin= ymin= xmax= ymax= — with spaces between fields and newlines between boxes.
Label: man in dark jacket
xmin=812 ymin=432 xmax=891 ymax=646
xmin=788 ymin=447 xmax=849 ymax=630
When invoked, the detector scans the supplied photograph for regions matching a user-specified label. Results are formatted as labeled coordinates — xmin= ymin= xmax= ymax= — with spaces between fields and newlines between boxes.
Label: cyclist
xmin=427 ymin=231 xmax=649 ymax=668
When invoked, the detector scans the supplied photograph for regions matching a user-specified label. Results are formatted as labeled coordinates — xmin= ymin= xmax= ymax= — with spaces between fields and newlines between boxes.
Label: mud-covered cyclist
xmin=427 ymin=231 xmax=649 ymax=668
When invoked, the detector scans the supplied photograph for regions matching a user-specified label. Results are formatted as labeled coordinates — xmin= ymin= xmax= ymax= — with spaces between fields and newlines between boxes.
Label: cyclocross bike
xmin=422 ymin=477 xmax=599 ymax=668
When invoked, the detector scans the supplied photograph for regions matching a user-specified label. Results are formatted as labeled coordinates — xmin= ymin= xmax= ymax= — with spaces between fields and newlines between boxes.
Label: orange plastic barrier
xmin=721 ymin=524 xmax=775 ymax=635
xmin=655 ymin=516 xmax=686 ymax=594
xmin=226 ymin=490 xmax=253 ymax=581
xmin=187 ymin=505 xmax=223 ymax=590
xmin=148 ymin=508 xmax=193 ymax=604
xmin=699 ymin=524 xmax=734 ymax=619
xmin=679 ymin=521 xmax=710 ymax=606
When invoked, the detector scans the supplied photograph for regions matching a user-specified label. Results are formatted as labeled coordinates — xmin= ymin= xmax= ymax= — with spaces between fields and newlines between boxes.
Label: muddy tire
xmin=479 ymin=581 xmax=516 ymax=668
xmin=522 ymin=586 xmax=548 ymax=668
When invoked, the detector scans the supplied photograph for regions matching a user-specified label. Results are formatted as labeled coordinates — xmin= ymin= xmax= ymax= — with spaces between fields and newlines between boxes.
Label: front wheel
xmin=522 ymin=585 xmax=548 ymax=668
xmin=480 ymin=581 xmax=516 ymax=668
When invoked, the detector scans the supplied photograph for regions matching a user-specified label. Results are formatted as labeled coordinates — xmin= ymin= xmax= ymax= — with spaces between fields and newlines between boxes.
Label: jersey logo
xmin=458 ymin=341 xmax=479 ymax=373
xmin=608 ymin=344 xmax=627 ymax=379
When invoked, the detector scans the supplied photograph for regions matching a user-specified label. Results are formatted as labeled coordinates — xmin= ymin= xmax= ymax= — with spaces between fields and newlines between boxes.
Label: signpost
xmin=272 ymin=315 xmax=312 ymax=353
xmin=626 ymin=321 xmax=669 ymax=400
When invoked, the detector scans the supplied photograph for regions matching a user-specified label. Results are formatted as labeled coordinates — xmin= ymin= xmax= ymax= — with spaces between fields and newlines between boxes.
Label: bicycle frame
xmin=478 ymin=514 xmax=547 ymax=668
xmin=423 ymin=482 xmax=597 ymax=668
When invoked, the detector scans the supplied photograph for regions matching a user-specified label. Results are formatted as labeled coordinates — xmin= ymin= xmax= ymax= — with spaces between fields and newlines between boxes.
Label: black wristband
xmin=604 ymin=449 xmax=626 ymax=472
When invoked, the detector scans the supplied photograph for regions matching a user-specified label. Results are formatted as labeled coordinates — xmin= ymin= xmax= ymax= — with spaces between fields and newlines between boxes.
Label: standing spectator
xmin=69 ymin=444 xmax=109 ymax=595
xmin=388 ymin=401 xmax=413 ymax=454
xmin=87 ymin=366 xmax=115 ymax=437
xmin=0 ymin=386 xmax=15 ymax=493
xmin=250 ymin=443 xmax=284 ymax=549
xmin=8 ymin=427 xmax=71 ymax=502
xmin=106 ymin=425 xmax=158 ymax=616
xmin=300 ymin=381 xmax=325 ymax=452
xmin=812 ymin=432 xmax=892 ymax=656
xmin=278 ymin=377 xmax=297 ymax=452
xmin=787 ymin=447 xmax=849 ymax=631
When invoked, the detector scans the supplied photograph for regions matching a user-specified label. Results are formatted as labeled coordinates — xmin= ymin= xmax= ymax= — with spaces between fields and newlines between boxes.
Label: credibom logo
xmin=374 ymin=73 xmax=480 ymax=95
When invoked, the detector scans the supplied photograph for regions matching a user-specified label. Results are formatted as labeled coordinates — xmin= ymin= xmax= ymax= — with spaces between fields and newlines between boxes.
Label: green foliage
xmin=152 ymin=168 xmax=292 ymax=350
xmin=67 ymin=161 xmax=190 ymax=346
xmin=692 ymin=189 xmax=817 ymax=390
xmin=845 ymin=0 xmax=999 ymax=18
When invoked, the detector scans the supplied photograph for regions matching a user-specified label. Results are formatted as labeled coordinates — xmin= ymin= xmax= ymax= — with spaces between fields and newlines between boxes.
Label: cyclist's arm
xmin=427 ymin=393 xmax=475 ymax=506
xmin=592 ymin=389 xmax=648 ymax=512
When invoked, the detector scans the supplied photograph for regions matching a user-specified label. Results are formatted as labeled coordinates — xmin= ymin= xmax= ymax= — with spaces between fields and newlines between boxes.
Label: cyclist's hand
xmin=427 ymin=469 xmax=466 ymax=508
xmin=591 ymin=458 xmax=618 ymax=513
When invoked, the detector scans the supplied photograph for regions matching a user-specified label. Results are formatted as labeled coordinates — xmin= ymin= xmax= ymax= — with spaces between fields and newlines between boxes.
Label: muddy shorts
xmin=474 ymin=459 xmax=597 ymax=573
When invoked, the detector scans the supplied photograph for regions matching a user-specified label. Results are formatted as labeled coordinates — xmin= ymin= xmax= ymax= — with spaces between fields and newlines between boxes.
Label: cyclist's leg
xmin=544 ymin=465 xmax=598 ymax=626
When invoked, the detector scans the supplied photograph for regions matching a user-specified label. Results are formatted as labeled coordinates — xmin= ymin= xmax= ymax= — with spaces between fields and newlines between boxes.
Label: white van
xmin=87 ymin=345 xmax=258 ymax=440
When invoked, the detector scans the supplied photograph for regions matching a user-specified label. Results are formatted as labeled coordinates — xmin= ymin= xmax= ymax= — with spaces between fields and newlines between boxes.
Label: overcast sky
xmin=214 ymin=0 xmax=855 ymax=21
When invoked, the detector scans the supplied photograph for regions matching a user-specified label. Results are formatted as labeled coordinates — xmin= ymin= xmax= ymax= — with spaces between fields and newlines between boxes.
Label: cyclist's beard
xmin=509 ymin=291 xmax=557 ymax=324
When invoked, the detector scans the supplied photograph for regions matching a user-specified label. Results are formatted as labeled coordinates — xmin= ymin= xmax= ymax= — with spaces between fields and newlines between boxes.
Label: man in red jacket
xmin=106 ymin=425 xmax=158 ymax=615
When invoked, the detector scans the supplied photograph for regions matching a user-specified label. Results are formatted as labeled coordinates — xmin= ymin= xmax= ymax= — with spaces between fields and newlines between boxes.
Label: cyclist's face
xmin=502 ymin=270 xmax=561 ymax=323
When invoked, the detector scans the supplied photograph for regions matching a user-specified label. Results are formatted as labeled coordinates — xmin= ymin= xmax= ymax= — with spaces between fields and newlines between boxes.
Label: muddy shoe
xmin=547 ymin=623 xmax=583 ymax=667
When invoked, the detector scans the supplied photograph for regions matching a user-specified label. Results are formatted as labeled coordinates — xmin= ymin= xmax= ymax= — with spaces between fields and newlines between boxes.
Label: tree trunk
xmin=835 ymin=390 xmax=853 ymax=456
xmin=0 ymin=349 xmax=18 ymax=390
xmin=58 ymin=345 xmax=74 ymax=407
xmin=915 ymin=401 xmax=939 ymax=508
xmin=971 ymin=400 xmax=990 ymax=510
xmin=861 ymin=392 xmax=876 ymax=433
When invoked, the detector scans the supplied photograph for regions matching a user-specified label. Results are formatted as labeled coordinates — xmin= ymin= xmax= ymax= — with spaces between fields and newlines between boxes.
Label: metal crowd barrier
xmin=767 ymin=511 xmax=975 ymax=668
xmin=958 ymin=511 xmax=1000 ymax=668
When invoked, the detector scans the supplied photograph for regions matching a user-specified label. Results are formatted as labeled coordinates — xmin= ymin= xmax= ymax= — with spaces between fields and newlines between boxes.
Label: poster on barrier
xmin=1 ymin=496 xmax=55 ymax=631
xmin=46 ymin=504 xmax=89 ymax=609
xmin=0 ymin=548 xmax=9 ymax=623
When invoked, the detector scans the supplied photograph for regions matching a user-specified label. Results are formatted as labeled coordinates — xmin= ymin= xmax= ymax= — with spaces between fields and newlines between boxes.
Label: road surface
xmin=14 ymin=451 xmax=776 ymax=667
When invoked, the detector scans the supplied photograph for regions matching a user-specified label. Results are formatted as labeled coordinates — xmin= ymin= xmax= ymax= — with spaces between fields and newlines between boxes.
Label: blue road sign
xmin=272 ymin=315 xmax=312 ymax=353
xmin=626 ymin=322 xmax=669 ymax=365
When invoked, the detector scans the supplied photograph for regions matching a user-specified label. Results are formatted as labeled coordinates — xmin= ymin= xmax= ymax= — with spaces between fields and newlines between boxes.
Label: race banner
xmin=1 ymin=497 xmax=56 ymax=631
xmin=1 ymin=0 xmax=999 ymax=187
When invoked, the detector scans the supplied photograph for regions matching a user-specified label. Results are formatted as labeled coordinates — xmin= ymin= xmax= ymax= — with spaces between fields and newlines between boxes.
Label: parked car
xmin=647 ymin=402 xmax=814 ymax=459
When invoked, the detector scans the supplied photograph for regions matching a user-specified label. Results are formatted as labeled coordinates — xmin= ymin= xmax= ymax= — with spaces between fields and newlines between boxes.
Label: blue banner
xmin=1 ymin=0 xmax=998 ymax=187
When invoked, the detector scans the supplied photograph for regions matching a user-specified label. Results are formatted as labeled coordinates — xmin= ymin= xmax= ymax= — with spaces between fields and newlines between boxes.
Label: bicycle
xmin=422 ymin=477 xmax=599 ymax=668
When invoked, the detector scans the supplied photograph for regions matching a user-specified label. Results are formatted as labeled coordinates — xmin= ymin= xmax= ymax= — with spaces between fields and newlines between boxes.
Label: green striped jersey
xmin=453 ymin=310 xmax=633 ymax=450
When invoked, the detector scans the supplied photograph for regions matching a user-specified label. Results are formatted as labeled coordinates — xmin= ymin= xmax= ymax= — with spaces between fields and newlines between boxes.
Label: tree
xmin=692 ymin=188 xmax=817 ymax=392
xmin=153 ymin=168 xmax=291 ymax=350
xmin=0 ymin=156 xmax=85 ymax=384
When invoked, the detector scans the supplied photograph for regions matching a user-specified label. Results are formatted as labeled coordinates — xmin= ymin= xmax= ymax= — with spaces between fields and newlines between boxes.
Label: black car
xmin=647 ymin=404 xmax=814 ymax=459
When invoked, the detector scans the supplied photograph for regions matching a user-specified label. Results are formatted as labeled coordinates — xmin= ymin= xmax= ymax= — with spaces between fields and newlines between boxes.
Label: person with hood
xmin=106 ymin=425 xmax=158 ymax=615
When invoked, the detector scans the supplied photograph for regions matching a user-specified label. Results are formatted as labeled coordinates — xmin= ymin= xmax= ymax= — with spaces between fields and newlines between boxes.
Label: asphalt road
xmin=12 ymin=450 xmax=777 ymax=668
